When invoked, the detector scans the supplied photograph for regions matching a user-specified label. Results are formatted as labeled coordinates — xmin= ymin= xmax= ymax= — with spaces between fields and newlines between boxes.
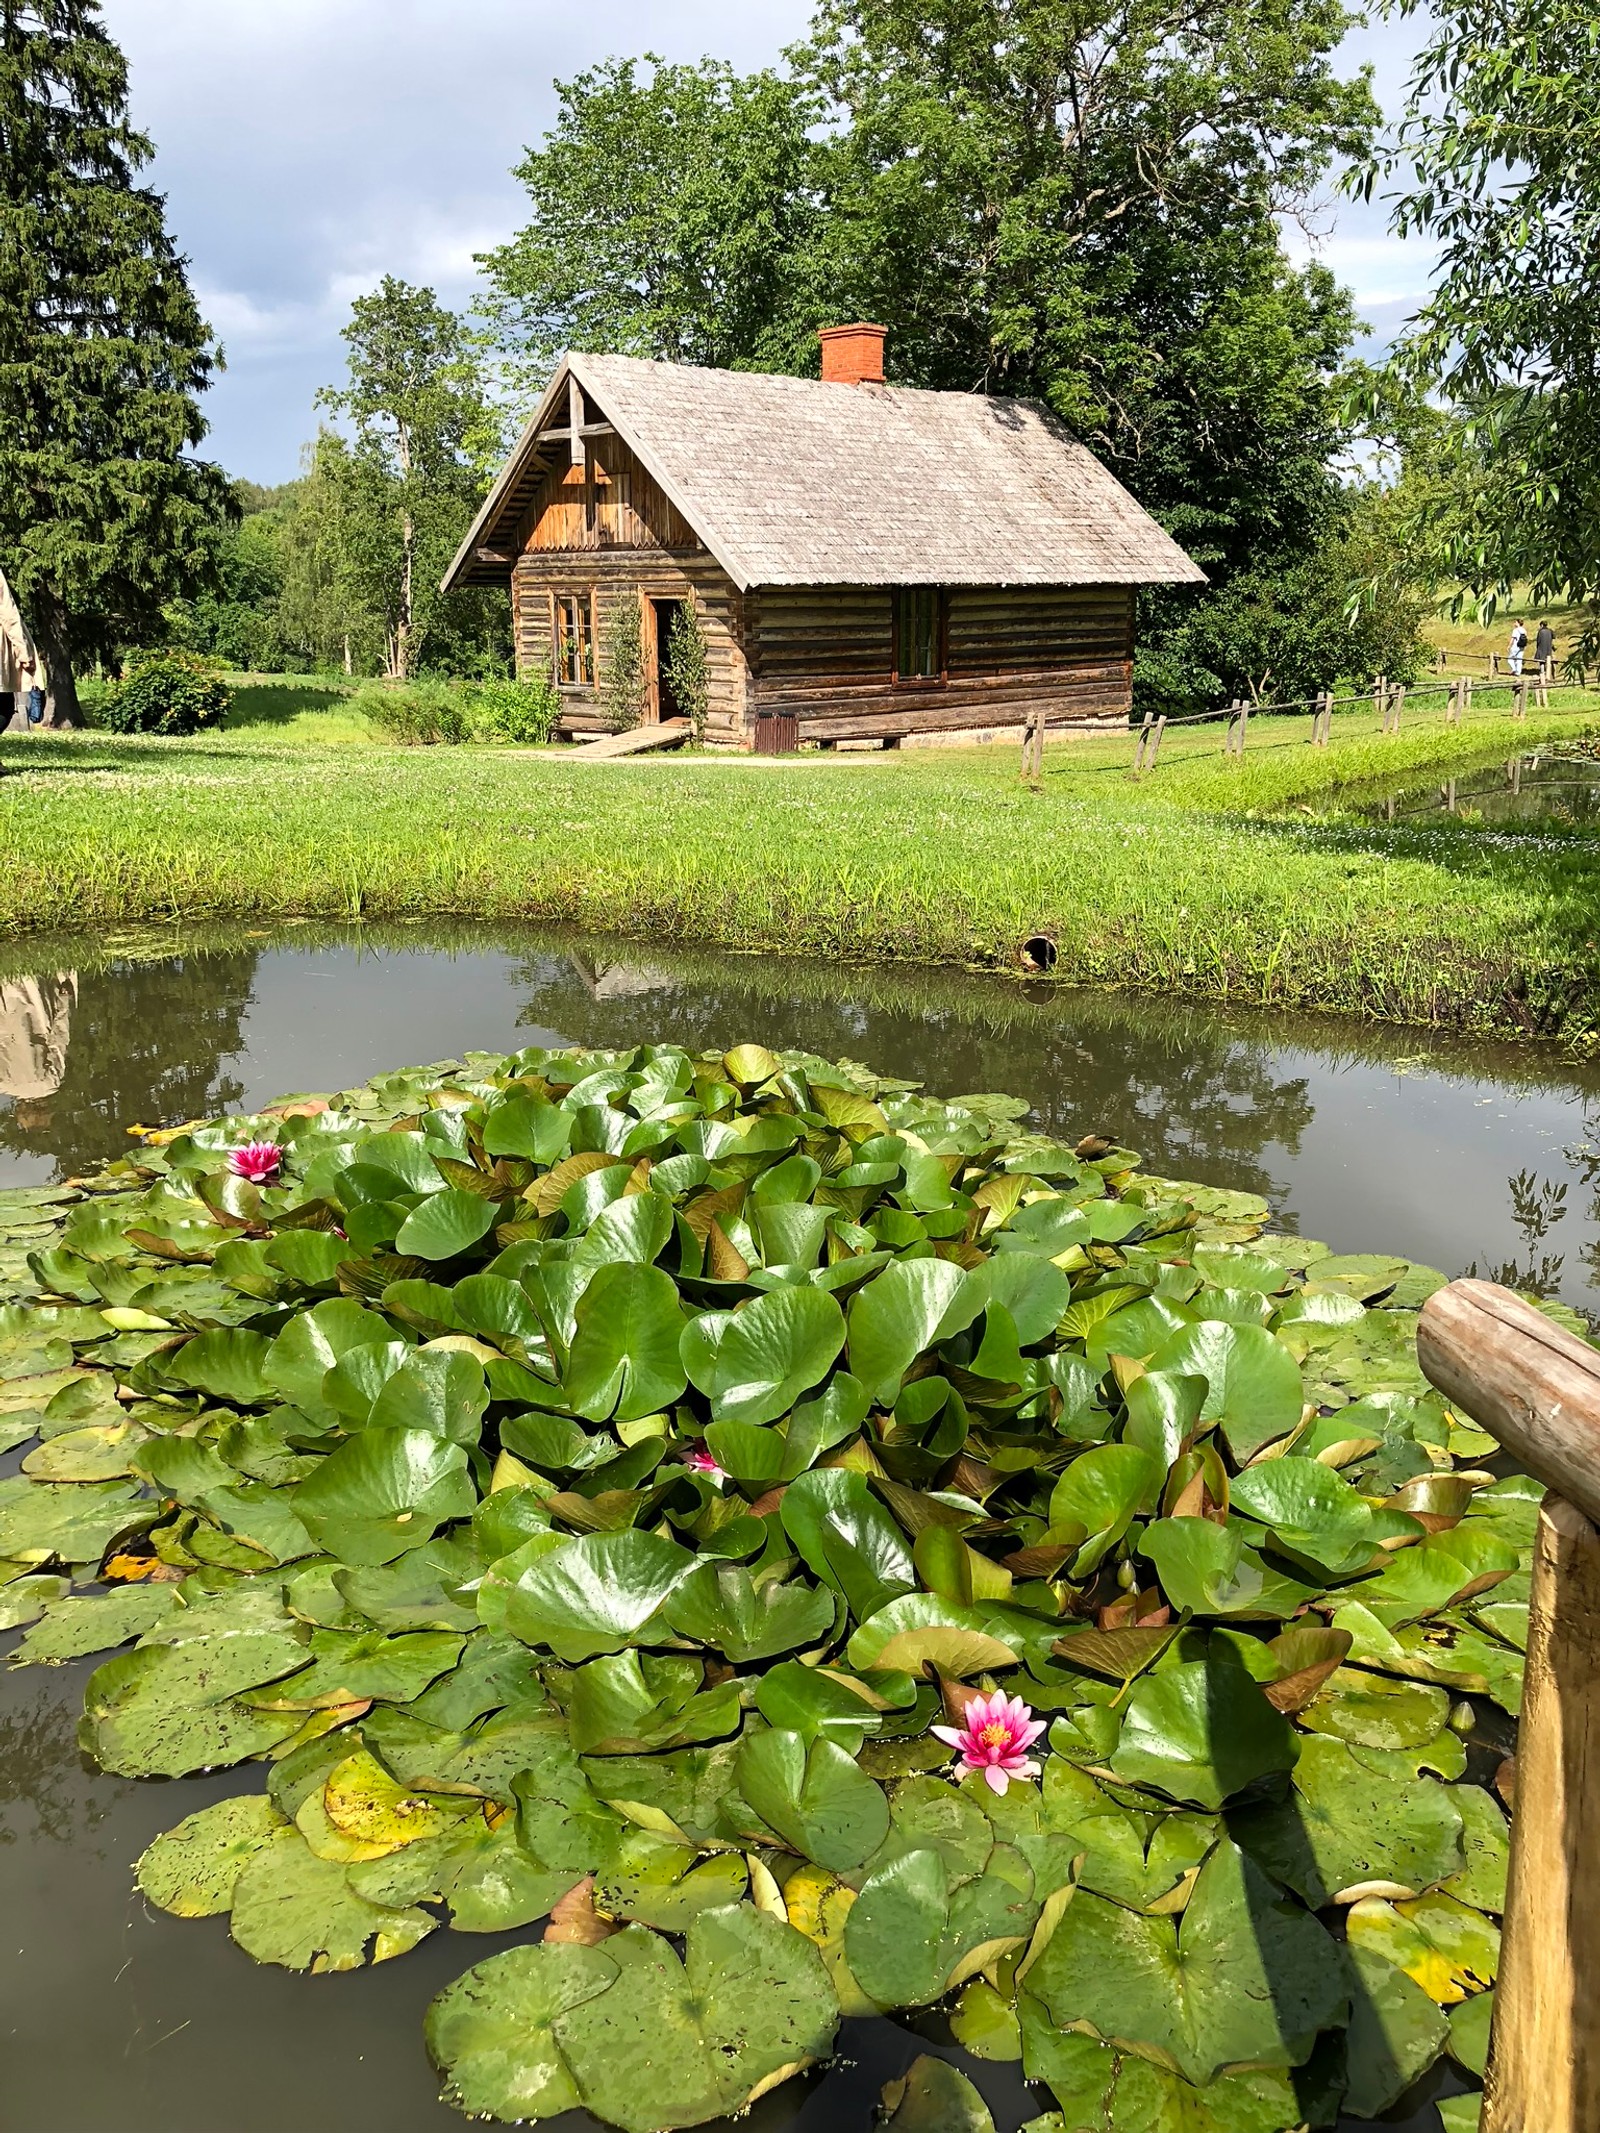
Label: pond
xmin=4 ymin=919 xmax=1582 ymax=2133
xmin=1347 ymin=745 xmax=1600 ymax=829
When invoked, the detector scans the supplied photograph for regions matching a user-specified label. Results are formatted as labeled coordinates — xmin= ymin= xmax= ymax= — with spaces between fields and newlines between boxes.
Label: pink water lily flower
xmin=228 ymin=1140 xmax=283 ymax=1184
xmin=682 ymin=1445 xmax=727 ymax=1484
xmin=933 ymin=1688 xmax=1046 ymax=1796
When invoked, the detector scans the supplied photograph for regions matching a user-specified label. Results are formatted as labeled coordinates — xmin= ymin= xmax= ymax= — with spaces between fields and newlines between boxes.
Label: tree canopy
xmin=0 ymin=0 xmax=231 ymax=722
xmin=478 ymin=1 xmax=1407 ymax=708
xmin=1359 ymin=0 xmax=1600 ymax=660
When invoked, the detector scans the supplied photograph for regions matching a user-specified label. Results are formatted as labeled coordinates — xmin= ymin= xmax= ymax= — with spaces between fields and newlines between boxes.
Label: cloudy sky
xmin=100 ymin=0 xmax=1435 ymax=484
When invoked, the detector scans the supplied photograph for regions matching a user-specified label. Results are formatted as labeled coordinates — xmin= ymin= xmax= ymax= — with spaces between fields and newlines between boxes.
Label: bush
xmin=100 ymin=650 xmax=232 ymax=736
xmin=664 ymin=600 xmax=710 ymax=741
xmin=602 ymin=599 xmax=646 ymax=732
xmin=470 ymin=675 xmax=561 ymax=745
xmin=354 ymin=681 xmax=472 ymax=746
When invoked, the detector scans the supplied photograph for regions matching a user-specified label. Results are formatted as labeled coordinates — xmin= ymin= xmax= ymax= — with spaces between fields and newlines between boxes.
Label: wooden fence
xmin=1111 ymin=662 xmax=1586 ymax=777
xmin=1417 ymin=1279 xmax=1600 ymax=2133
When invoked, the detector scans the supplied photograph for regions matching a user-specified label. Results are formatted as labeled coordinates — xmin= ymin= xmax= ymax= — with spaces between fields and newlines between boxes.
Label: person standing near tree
xmin=0 ymin=565 xmax=42 ymax=764
xmin=1507 ymin=619 xmax=1528 ymax=676
xmin=1536 ymin=619 xmax=1556 ymax=669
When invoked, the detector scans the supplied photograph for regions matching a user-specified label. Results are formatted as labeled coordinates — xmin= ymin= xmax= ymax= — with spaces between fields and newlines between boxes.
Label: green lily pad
xmin=14 ymin=1581 xmax=179 ymax=1664
xmin=1148 ymin=1320 xmax=1304 ymax=1460
xmin=230 ymin=1827 xmax=436 ymax=1970
xmin=564 ymin=1262 xmax=688 ymax=1424
xmin=1233 ymin=1733 xmax=1464 ymax=1907
xmin=136 ymin=1794 xmax=289 ymax=1916
xmin=736 ymin=1727 xmax=891 ymax=1871
xmin=550 ymin=1909 xmax=838 ymax=2133
xmin=663 ymin=1560 xmax=834 ymax=1663
xmin=1109 ymin=1661 xmax=1297 ymax=1809
xmin=847 ymin=1258 xmax=981 ymax=1407
xmin=395 ymin=1189 xmax=499 ymax=1262
xmin=1024 ymin=1837 xmax=1344 ymax=2086
xmin=881 ymin=2056 xmax=997 ymax=2133
xmin=1344 ymin=1891 xmax=1499 ymax=2005
xmin=562 ymin=1650 xmax=741 ymax=1755
xmin=293 ymin=1428 xmax=476 ymax=1566
xmin=487 ymin=1528 xmax=695 ymax=1662
xmin=681 ymin=1283 xmax=845 ymax=1427
xmin=779 ymin=1466 xmax=915 ymax=1622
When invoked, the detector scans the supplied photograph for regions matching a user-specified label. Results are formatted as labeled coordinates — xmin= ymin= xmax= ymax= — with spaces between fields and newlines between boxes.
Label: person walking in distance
xmin=1507 ymin=619 xmax=1528 ymax=677
xmin=0 ymin=567 xmax=43 ymax=764
xmin=1536 ymin=618 xmax=1556 ymax=672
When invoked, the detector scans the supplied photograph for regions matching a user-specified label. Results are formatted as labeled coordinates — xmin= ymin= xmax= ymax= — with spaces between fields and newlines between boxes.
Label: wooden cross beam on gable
xmin=532 ymin=375 xmax=617 ymax=466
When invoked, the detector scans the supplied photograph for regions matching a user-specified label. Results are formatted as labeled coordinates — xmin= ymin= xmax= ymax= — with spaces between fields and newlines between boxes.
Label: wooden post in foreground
xmin=1417 ymin=1278 xmax=1600 ymax=2133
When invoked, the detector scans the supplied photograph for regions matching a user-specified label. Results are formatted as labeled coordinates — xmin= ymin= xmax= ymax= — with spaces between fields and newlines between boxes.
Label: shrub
xmin=665 ymin=600 xmax=710 ymax=741
xmin=100 ymin=650 xmax=231 ymax=736
xmin=602 ymin=599 xmax=646 ymax=732
xmin=471 ymin=675 xmax=561 ymax=745
xmin=355 ymin=680 xmax=472 ymax=746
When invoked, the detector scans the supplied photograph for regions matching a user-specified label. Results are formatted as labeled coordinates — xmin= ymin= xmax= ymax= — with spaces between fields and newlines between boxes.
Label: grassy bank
xmin=3 ymin=699 xmax=1598 ymax=1036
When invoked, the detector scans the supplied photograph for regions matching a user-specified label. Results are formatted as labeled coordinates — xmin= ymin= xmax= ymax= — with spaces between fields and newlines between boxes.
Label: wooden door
xmin=753 ymin=711 xmax=798 ymax=755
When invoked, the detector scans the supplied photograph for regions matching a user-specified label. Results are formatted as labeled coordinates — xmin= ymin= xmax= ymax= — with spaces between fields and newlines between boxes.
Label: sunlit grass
xmin=3 ymin=695 xmax=1598 ymax=1037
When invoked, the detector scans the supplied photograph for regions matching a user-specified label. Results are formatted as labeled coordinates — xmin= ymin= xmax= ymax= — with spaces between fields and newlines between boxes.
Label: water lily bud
xmin=1448 ymin=1699 xmax=1476 ymax=1735
xmin=1116 ymin=1558 xmax=1138 ymax=1591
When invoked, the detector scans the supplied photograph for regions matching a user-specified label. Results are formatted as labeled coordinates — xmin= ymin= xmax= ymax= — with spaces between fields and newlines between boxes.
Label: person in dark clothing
xmin=1536 ymin=620 xmax=1556 ymax=668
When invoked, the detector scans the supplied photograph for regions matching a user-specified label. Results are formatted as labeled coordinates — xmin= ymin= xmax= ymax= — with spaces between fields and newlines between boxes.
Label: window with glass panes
xmin=554 ymin=591 xmax=594 ymax=686
xmin=894 ymin=588 xmax=944 ymax=681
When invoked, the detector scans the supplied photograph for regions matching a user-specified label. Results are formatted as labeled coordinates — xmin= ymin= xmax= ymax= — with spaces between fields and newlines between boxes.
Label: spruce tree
xmin=0 ymin=0 xmax=230 ymax=724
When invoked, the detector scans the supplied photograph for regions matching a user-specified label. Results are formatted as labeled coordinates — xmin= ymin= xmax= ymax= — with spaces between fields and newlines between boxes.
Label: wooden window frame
xmin=551 ymin=588 xmax=596 ymax=689
xmin=891 ymin=587 xmax=949 ymax=686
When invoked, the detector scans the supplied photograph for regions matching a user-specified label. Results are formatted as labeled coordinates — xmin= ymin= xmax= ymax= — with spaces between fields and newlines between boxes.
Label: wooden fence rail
xmin=1417 ymin=1278 xmax=1600 ymax=2133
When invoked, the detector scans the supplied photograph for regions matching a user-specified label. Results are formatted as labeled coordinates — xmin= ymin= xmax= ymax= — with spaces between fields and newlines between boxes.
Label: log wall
xmin=751 ymin=584 xmax=1134 ymax=744
xmin=510 ymin=437 xmax=752 ymax=744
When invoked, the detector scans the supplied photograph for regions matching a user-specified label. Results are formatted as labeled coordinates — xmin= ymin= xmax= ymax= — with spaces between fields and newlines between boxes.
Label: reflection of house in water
xmin=568 ymin=951 xmax=675 ymax=1002
xmin=0 ymin=973 xmax=76 ymax=1130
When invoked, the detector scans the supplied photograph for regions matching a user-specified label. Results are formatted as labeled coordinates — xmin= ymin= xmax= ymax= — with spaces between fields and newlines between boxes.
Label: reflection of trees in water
xmin=0 ymin=950 xmax=259 ymax=1179
xmin=1464 ymin=1167 xmax=1572 ymax=1299
xmin=506 ymin=951 xmax=1315 ymax=1201
xmin=0 ymin=1675 xmax=118 ymax=1847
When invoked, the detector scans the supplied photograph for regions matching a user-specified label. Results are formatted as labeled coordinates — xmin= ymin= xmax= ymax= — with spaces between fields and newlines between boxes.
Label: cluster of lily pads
xmin=0 ymin=1040 xmax=1536 ymax=2133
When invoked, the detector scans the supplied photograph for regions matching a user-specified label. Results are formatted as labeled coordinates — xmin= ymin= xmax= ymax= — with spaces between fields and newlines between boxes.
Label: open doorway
xmin=648 ymin=598 xmax=685 ymax=724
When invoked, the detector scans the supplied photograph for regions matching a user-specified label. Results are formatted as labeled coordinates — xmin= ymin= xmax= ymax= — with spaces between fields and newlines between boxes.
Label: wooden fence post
xmin=1388 ymin=683 xmax=1406 ymax=733
xmin=1417 ymin=1279 xmax=1600 ymax=2133
xmin=1148 ymin=715 xmax=1166 ymax=770
xmin=1373 ymin=673 xmax=1387 ymax=727
xmin=1021 ymin=710 xmax=1038 ymax=781
xmin=1132 ymin=711 xmax=1153 ymax=772
xmin=1464 ymin=675 xmax=1475 ymax=721
xmin=1310 ymin=691 xmax=1331 ymax=746
xmin=1539 ymin=659 xmax=1553 ymax=710
xmin=1032 ymin=712 xmax=1047 ymax=782
xmin=1514 ymin=677 xmax=1529 ymax=721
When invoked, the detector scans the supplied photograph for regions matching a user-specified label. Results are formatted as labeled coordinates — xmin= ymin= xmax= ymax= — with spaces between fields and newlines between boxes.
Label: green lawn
xmin=4 ymin=689 xmax=1599 ymax=1037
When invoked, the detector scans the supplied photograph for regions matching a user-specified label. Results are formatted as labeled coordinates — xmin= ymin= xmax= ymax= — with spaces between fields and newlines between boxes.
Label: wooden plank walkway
xmin=568 ymin=719 xmax=691 ymax=759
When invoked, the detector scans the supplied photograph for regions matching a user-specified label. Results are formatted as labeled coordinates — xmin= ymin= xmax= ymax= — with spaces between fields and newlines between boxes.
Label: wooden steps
xmin=568 ymin=718 xmax=692 ymax=759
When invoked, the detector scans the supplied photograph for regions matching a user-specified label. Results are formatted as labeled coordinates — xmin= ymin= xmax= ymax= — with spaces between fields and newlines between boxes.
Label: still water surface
xmin=4 ymin=920 xmax=1584 ymax=2132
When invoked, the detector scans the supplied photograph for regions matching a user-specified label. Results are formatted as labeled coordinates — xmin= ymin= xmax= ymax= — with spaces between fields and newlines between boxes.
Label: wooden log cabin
xmin=443 ymin=326 xmax=1204 ymax=751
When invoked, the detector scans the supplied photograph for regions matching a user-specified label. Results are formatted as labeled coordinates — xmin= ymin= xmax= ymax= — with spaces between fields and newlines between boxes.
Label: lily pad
xmin=1024 ymin=1837 xmax=1345 ymax=2086
xmin=136 ymin=1794 xmax=289 ymax=1915
xmin=230 ymin=1827 xmax=436 ymax=1970
xmin=1109 ymin=1661 xmax=1298 ymax=1809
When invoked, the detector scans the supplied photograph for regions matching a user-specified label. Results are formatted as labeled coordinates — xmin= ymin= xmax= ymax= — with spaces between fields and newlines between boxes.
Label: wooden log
xmin=1417 ymin=1279 xmax=1600 ymax=1524
xmin=1482 ymin=1494 xmax=1600 ymax=2133
xmin=1417 ymin=1277 xmax=1600 ymax=2131
xmin=1133 ymin=710 xmax=1152 ymax=772
xmin=1149 ymin=714 xmax=1166 ymax=769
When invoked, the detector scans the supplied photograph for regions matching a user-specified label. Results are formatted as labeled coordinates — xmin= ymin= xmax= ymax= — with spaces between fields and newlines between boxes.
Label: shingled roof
xmin=444 ymin=350 xmax=1205 ymax=593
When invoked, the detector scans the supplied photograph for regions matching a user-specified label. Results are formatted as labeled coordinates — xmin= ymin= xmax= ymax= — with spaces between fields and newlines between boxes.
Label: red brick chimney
xmin=818 ymin=323 xmax=887 ymax=386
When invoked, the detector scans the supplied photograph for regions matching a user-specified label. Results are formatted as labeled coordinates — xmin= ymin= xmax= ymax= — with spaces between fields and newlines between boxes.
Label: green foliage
xmin=471 ymin=676 xmax=560 ymax=745
xmin=601 ymin=597 xmax=646 ymax=732
xmin=315 ymin=278 xmax=508 ymax=680
xmin=98 ymin=650 xmax=232 ymax=737
xmin=0 ymin=1039 xmax=1527 ymax=2129
xmin=664 ymin=601 xmax=711 ymax=741
xmin=0 ymin=0 xmax=235 ymax=722
xmin=479 ymin=6 xmax=1395 ymax=705
xmin=478 ymin=57 xmax=819 ymax=387
xmin=1358 ymin=0 xmax=1600 ymax=661
xmin=354 ymin=680 xmax=472 ymax=746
